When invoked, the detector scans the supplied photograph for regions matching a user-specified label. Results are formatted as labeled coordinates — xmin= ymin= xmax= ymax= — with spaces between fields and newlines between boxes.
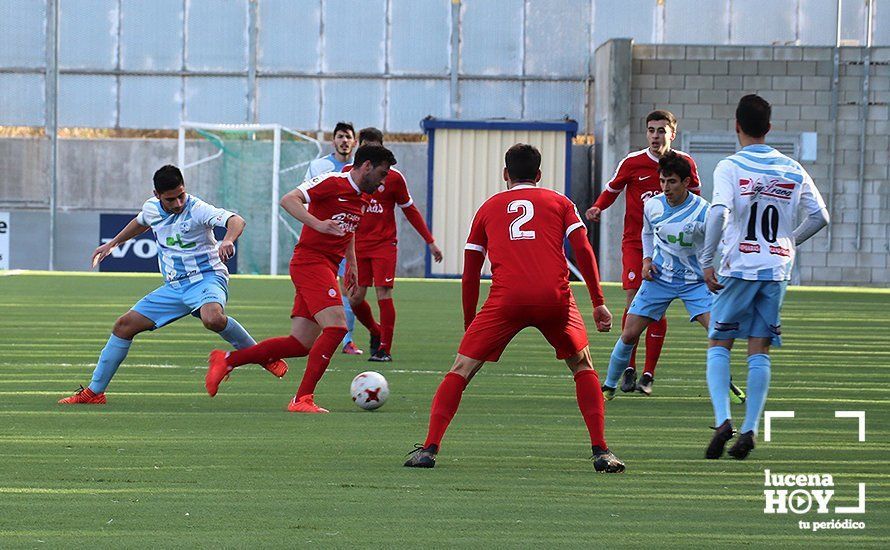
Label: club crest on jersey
xmin=328 ymin=288 xmax=337 ymax=297
xmin=178 ymin=221 xmax=192 ymax=233
xmin=377 ymin=184 xmax=385 ymax=193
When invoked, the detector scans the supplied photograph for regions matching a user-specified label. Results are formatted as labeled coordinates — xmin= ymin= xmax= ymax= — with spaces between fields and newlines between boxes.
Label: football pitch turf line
xmin=0 ymin=274 xmax=887 ymax=547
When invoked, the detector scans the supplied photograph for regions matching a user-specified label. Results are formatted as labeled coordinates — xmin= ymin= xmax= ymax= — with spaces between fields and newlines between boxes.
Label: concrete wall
xmin=595 ymin=41 xmax=890 ymax=286
xmin=0 ymin=138 xmax=593 ymax=277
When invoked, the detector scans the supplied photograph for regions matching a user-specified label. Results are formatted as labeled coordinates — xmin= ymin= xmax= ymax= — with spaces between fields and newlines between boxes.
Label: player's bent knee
xmin=202 ymin=313 xmax=228 ymax=332
xmin=113 ymin=313 xmax=148 ymax=339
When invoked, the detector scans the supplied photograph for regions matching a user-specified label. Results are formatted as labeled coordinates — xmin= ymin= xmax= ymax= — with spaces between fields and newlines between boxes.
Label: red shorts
xmin=621 ymin=245 xmax=644 ymax=290
xmin=356 ymin=242 xmax=397 ymax=288
xmin=289 ymin=259 xmax=342 ymax=319
xmin=458 ymin=299 xmax=589 ymax=362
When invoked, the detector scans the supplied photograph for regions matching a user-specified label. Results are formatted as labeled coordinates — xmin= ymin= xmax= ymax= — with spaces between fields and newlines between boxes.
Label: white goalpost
xmin=177 ymin=122 xmax=322 ymax=275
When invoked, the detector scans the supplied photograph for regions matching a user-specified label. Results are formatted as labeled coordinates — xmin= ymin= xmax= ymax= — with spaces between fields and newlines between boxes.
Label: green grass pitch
xmin=0 ymin=273 xmax=887 ymax=547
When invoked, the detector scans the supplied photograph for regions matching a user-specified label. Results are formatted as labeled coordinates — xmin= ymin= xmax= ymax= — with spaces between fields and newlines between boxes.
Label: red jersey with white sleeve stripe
xmin=465 ymin=185 xmax=587 ymax=306
xmin=293 ymin=171 xmax=367 ymax=265
xmin=593 ymin=148 xmax=700 ymax=248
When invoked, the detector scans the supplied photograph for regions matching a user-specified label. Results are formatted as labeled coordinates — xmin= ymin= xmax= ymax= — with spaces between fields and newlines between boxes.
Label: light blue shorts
xmin=628 ymin=277 xmax=712 ymax=322
xmin=132 ymin=274 xmax=228 ymax=330
xmin=708 ymin=277 xmax=787 ymax=346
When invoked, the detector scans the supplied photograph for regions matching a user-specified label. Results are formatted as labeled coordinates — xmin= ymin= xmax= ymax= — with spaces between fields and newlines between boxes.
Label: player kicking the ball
xmin=59 ymin=165 xmax=286 ymax=404
xmin=205 ymin=145 xmax=397 ymax=412
xmin=404 ymin=144 xmax=624 ymax=473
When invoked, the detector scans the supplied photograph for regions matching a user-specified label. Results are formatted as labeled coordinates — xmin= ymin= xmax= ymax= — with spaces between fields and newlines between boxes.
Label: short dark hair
xmin=646 ymin=109 xmax=678 ymax=130
xmin=333 ymin=121 xmax=355 ymax=137
xmin=153 ymin=165 xmax=184 ymax=192
xmin=358 ymin=127 xmax=384 ymax=145
xmin=657 ymin=151 xmax=692 ymax=182
xmin=353 ymin=144 xmax=396 ymax=168
xmin=736 ymin=94 xmax=771 ymax=138
xmin=505 ymin=143 xmax=541 ymax=181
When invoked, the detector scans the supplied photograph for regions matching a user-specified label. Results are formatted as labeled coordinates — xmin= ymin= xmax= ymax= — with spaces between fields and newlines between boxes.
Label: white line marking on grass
xmin=835 ymin=410 xmax=866 ymax=441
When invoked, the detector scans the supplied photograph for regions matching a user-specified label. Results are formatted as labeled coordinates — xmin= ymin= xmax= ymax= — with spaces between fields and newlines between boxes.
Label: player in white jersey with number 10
xmin=59 ymin=165 xmax=286 ymax=404
xmin=700 ymin=95 xmax=829 ymax=460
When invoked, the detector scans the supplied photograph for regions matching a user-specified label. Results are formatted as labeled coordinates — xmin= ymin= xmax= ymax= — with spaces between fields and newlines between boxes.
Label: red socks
xmin=574 ymin=369 xmax=607 ymax=449
xmin=378 ymin=298 xmax=396 ymax=352
xmin=295 ymin=327 xmax=347 ymax=398
xmin=226 ymin=335 xmax=309 ymax=368
xmin=352 ymin=300 xmax=381 ymax=337
xmin=423 ymin=372 xmax=469 ymax=449
xmin=644 ymin=316 xmax=667 ymax=376
xmin=622 ymin=309 xmax=638 ymax=369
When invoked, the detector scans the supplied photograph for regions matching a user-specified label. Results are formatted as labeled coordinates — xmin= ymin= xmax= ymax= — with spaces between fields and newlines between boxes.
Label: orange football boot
xmin=287 ymin=394 xmax=329 ymax=413
xmin=206 ymin=350 xmax=233 ymax=397
xmin=263 ymin=359 xmax=288 ymax=378
xmin=58 ymin=385 xmax=106 ymax=404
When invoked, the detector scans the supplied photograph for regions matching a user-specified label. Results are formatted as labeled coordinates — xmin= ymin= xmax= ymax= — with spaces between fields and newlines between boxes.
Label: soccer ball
xmin=350 ymin=371 xmax=389 ymax=411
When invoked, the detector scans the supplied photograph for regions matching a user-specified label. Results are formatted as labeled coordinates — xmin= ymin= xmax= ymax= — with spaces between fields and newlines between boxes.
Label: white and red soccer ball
xmin=350 ymin=371 xmax=389 ymax=411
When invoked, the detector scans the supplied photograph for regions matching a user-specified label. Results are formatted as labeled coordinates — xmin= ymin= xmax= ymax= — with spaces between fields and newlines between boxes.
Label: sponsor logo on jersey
xmin=640 ymin=190 xmax=662 ymax=203
xmin=770 ymin=245 xmax=791 ymax=257
xmin=739 ymin=242 xmax=761 ymax=253
xmin=331 ymin=212 xmax=361 ymax=233
xmin=367 ymin=200 xmax=384 ymax=214
xmin=740 ymin=178 xmax=795 ymax=200
xmin=166 ymin=233 xmax=197 ymax=249
xmin=667 ymin=232 xmax=694 ymax=247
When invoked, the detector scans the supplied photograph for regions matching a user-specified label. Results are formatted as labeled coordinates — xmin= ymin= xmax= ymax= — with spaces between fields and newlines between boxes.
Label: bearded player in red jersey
xmin=344 ymin=127 xmax=444 ymax=362
xmin=205 ymin=145 xmax=397 ymax=412
xmin=585 ymin=110 xmax=700 ymax=396
xmin=404 ymin=144 xmax=625 ymax=473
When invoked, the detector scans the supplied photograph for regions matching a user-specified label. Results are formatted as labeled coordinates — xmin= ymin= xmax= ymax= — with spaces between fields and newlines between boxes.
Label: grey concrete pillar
xmin=593 ymin=38 xmax=632 ymax=283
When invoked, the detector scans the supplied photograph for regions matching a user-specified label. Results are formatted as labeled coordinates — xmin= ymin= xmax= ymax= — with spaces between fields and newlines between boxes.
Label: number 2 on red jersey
xmin=508 ymin=199 xmax=536 ymax=240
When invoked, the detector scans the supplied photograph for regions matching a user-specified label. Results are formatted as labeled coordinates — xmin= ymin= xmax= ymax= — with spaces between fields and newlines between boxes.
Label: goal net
xmin=177 ymin=123 xmax=321 ymax=275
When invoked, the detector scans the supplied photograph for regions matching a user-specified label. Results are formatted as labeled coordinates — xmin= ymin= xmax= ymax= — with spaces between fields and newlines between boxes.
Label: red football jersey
xmin=466 ymin=185 xmax=585 ymax=306
xmin=344 ymin=165 xmax=413 ymax=251
xmin=593 ymin=148 xmax=700 ymax=248
xmin=293 ymin=172 xmax=366 ymax=264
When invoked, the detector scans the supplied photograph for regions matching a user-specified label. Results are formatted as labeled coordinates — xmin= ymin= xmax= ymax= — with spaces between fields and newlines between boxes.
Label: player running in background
xmin=206 ymin=145 xmax=397 ymax=413
xmin=345 ymin=127 xmax=443 ymax=362
xmin=585 ymin=110 xmax=700 ymax=396
xmin=59 ymin=165 xmax=286 ymax=404
xmin=304 ymin=122 xmax=363 ymax=355
xmin=700 ymin=95 xmax=829 ymax=460
xmin=404 ymin=144 xmax=624 ymax=473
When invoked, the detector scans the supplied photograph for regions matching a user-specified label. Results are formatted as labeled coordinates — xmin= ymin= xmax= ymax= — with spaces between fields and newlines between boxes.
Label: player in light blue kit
xmin=602 ymin=152 xmax=744 ymax=402
xmin=304 ymin=121 xmax=363 ymax=355
xmin=700 ymin=95 xmax=829 ymax=459
xmin=59 ymin=165 xmax=287 ymax=404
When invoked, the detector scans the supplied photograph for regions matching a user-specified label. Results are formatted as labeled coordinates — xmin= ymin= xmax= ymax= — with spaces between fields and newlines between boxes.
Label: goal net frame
xmin=177 ymin=122 xmax=322 ymax=275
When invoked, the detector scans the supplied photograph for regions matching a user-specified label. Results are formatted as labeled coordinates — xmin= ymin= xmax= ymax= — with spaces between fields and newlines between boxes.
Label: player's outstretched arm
xmin=567 ymin=228 xmax=611 ymax=332
xmin=280 ymin=188 xmax=344 ymax=236
xmin=461 ymin=249 xmax=485 ymax=330
xmin=217 ymin=215 xmax=245 ymax=262
xmin=91 ymin=217 xmax=149 ymax=268
xmin=585 ymin=160 xmax=630 ymax=221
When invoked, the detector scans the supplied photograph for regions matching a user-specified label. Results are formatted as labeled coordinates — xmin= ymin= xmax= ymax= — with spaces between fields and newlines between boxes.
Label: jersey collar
xmin=346 ymin=171 xmax=361 ymax=194
xmin=742 ymin=144 xmax=774 ymax=153
xmin=645 ymin=148 xmax=660 ymax=163
xmin=507 ymin=183 xmax=537 ymax=191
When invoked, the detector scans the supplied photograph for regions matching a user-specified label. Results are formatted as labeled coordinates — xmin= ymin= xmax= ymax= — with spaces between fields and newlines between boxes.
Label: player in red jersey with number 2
xmin=205 ymin=145 xmax=397 ymax=413
xmin=404 ymin=144 xmax=625 ymax=473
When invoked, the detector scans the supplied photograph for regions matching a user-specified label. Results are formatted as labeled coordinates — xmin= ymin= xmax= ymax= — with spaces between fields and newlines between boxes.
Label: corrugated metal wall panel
xmin=322 ymin=0 xmax=386 ymax=73
xmin=59 ymin=0 xmax=118 ymax=69
xmin=731 ymin=0 xmax=797 ymax=45
xmin=186 ymin=0 xmax=248 ymax=71
xmin=0 ymin=74 xmax=45 ymax=126
xmin=258 ymin=77 xmax=320 ymax=130
xmin=431 ymin=127 xmax=567 ymax=276
xmin=58 ymin=74 xmax=117 ymax=127
xmin=321 ymin=78 xmax=385 ymax=130
xmin=525 ymin=0 xmax=590 ymax=77
xmin=388 ymin=79 xmax=450 ymax=133
xmin=593 ymin=0 xmax=653 ymax=49
xmin=184 ymin=76 xmax=248 ymax=123
xmin=258 ymin=0 xmax=321 ymax=72
xmin=119 ymin=75 xmax=181 ymax=129
xmin=120 ymin=0 xmax=183 ymax=71
xmin=664 ymin=0 xmax=728 ymax=44
xmin=0 ymin=0 xmax=46 ymax=68
xmin=390 ymin=0 xmax=451 ymax=75
xmin=460 ymin=0 xmax=524 ymax=75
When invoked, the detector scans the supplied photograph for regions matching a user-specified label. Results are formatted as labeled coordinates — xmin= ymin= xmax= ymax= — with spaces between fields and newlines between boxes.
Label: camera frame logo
xmin=761 ymin=410 xmax=866 ymax=532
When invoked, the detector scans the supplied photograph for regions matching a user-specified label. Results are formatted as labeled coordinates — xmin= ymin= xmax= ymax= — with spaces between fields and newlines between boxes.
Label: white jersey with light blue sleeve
xmin=712 ymin=144 xmax=826 ymax=281
xmin=136 ymin=194 xmax=235 ymax=287
xmin=643 ymin=193 xmax=709 ymax=284
xmin=304 ymin=153 xmax=351 ymax=180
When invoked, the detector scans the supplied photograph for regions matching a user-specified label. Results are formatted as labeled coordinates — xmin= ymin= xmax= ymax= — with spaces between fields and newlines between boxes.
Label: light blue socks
xmin=605 ymin=339 xmax=635 ymax=388
xmin=88 ymin=334 xmax=132 ymax=394
xmin=741 ymin=353 xmax=771 ymax=435
xmin=706 ymin=346 xmax=732 ymax=426
xmin=217 ymin=317 xmax=256 ymax=350
xmin=342 ymin=296 xmax=356 ymax=346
